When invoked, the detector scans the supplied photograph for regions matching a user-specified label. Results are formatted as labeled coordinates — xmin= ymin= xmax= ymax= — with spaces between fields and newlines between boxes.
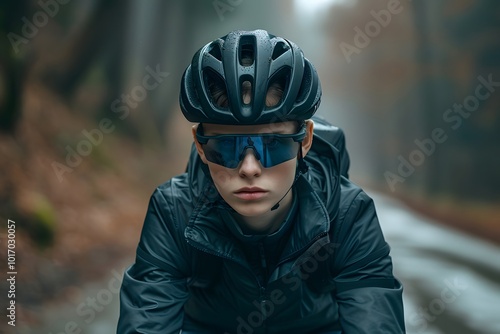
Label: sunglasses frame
xmin=195 ymin=124 xmax=307 ymax=168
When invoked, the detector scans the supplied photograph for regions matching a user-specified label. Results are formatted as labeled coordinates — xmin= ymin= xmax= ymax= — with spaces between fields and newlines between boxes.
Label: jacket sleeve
xmin=332 ymin=191 xmax=405 ymax=333
xmin=117 ymin=187 xmax=191 ymax=334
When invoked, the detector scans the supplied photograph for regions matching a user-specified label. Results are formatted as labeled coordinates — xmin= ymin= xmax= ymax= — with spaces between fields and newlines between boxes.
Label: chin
xmin=231 ymin=202 xmax=271 ymax=217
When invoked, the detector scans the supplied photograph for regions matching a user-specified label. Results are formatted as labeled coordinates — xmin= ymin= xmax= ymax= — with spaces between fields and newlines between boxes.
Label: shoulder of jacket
xmin=138 ymin=174 xmax=196 ymax=270
xmin=336 ymin=177 xmax=375 ymax=223
xmin=152 ymin=173 xmax=191 ymax=202
xmin=148 ymin=173 xmax=195 ymax=228
xmin=313 ymin=118 xmax=346 ymax=146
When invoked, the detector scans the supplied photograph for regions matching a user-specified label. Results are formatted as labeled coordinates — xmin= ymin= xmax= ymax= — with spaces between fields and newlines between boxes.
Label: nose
xmin=238 ymin=148 xmax=262 ymax=177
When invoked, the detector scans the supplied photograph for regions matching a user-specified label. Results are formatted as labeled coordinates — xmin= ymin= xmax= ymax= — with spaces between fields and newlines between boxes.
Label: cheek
xmin=207 ymin=163 xmax=235 ymax=189
xmin=268 ymin=160 xmax=297 ymax=182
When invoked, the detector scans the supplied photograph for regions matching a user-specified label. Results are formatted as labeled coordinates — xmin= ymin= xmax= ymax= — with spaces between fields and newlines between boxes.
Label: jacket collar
xmin=184 ymin=175 xmax=330 ymax=264
xmin=221 ymin=191 xmax=297 ymax=245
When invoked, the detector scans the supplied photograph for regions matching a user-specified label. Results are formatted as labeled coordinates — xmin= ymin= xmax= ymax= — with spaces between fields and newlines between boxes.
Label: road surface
xmin=372 ymin=192 xmax=500 ymax=334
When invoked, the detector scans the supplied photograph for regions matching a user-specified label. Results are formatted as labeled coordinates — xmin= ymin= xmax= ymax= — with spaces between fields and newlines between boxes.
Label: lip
xmin=234 ymin=187 xmax=268 ymax=200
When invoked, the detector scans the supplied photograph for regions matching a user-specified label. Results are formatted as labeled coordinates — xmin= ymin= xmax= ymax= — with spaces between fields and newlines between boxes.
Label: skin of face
xmin=192 ymin=120 xmax=314 ymax=234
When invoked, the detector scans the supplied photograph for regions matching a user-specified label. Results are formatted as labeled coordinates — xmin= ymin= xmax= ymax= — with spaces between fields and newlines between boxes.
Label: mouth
xmin=234 ymin=187 xmax=268 ymax=200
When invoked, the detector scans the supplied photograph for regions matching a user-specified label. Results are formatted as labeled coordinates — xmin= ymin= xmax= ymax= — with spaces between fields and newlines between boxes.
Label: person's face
xmin=193 ymin=121 xmax=314 ymax=229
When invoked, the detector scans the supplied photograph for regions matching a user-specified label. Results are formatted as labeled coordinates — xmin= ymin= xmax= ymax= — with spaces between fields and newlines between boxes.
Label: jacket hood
xmin=302 ymin=132 xmax=343 ymax=221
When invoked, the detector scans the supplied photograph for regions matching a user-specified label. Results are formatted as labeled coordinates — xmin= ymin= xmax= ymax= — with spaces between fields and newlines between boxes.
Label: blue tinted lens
xmin=196 ymin=127 xmax=305 ymax=168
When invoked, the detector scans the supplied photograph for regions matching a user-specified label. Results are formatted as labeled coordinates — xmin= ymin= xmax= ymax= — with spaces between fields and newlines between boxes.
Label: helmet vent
xmin=239 ymin=37 xmax=255 ymax=66
xmin=208 ymin=43 xmax=222 ymax=61
xmin=242 ymin=80 xmax=252 ymax=104
xmin=272 ymin=41 xmax=289 ymax=60
xmin=205 ymin=69 xmax=229 ymax=108
xmin=265 ymin=69 xmax=288 ymax=108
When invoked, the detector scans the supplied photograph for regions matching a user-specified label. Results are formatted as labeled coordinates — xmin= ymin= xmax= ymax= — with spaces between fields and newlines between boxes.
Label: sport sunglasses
xmin=196 ymin=124 xmax=306 ymax=168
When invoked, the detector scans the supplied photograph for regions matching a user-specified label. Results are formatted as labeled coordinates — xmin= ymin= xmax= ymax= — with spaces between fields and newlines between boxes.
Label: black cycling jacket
xmin=117 ymin=124 xmax=405 ymax=333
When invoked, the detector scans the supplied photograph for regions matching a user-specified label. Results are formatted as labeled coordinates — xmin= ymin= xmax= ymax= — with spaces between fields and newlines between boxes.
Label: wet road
xmin=16 ymin=192 xmax=500 ymax=334
xmin=371 ymin=191 xmax=500 ymax=334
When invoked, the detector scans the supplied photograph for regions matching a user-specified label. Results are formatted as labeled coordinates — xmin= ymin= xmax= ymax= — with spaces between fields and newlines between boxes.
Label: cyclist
xmin=118 ymin=29 xmax=405 ymax=333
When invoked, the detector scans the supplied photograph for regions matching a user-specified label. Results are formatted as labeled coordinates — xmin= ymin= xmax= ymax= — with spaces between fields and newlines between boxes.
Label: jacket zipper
xmin=188 ymin=239 xmax=272 ymax=332
xmin=258 ymin=242 xmax=268 ymax=278
xmin=275 ymin=231 xmax=329 ymax=267
xmin=187 ymin=231 xmax=328 ymax=333
xmin=258 ymin=242 xmax=269 ymax=332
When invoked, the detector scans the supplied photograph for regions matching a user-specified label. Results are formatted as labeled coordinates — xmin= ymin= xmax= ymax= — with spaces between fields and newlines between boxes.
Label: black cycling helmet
xmin=180 ymin=29 xmax=321 ymax=124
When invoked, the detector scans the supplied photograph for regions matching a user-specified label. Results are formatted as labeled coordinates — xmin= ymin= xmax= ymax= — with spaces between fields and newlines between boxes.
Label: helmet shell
xmin=180 ymin=29 xmax=321 ymax=124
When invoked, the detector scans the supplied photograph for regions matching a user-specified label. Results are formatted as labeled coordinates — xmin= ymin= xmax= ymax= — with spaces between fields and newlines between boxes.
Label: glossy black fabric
xmin=117 ymin=124 xmax=405 ymax=333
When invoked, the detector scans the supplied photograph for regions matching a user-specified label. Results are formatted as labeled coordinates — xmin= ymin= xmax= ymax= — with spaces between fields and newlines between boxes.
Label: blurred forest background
xmin=0 ymin=0 xmax=499 ymax=332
